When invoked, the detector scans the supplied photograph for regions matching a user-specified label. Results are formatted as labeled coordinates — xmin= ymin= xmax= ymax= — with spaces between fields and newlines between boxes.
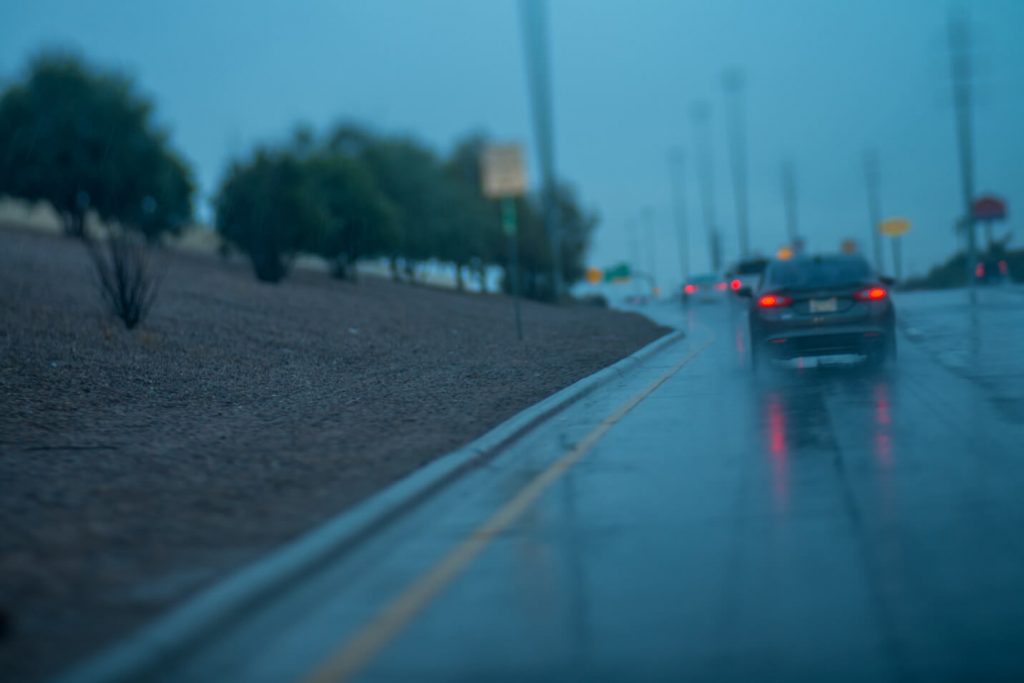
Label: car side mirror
xmin=737 ymin=286 xmax=753 ymax=298
xmin=879 ymin=275 xmax=895 ymax=286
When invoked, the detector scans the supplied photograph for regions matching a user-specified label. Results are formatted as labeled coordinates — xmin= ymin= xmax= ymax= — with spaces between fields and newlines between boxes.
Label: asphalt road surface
xmin=106 ymin=288 xmax=1024 ymax=683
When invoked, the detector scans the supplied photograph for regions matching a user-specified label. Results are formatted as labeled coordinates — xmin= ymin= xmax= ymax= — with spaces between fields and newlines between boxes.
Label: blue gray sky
xmin=3 ymin=0 xmax=1023 ymax=281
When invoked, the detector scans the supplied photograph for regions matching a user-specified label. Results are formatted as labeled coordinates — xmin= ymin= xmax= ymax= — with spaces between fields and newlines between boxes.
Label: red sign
xmin=973 ymin=195 xmax=1007 ymax=221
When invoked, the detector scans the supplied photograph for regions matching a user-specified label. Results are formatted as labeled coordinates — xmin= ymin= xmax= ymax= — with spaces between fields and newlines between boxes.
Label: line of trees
xmin=0 ymin=51 xmax=597 ymax=318
xmin=215 ymin=124 xmax=597 ymax=299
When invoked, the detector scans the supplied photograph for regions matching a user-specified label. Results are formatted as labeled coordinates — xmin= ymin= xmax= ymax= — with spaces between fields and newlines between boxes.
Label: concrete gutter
xmin=54 ymin=328 xmax=686 ymax=683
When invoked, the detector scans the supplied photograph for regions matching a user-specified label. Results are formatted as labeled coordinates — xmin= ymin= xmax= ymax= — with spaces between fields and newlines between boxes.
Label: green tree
xmin=553 ymin=184 xmax=598 ymax=288
xmin=326 ymin=125 xmax=448 ymax=280
xmin=125 ymin=147 xmax=194 ymax=242
xmin=0 ymin=51 xmax=194 ymax=238
xmin=215 ymin=149 xmax=327 ymax=282
xmin=305 ymin=152 xmax=399 ymax=280
xmin=513 ymin=185 xmax=598 ymax=301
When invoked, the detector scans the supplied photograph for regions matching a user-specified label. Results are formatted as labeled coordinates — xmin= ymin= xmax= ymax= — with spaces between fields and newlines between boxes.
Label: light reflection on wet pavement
xmin=899 ymin=287 xmax=1024 ymax=421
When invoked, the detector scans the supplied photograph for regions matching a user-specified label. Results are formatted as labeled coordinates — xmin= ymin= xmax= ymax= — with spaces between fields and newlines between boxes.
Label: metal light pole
xmin=863 ymin=150 xmax=885 ymax=273
xmin=892 ymin=233 xmax=903 ymax=281
xmin=519 ymin=0 xmax=564 ymax=300
xmin=781 ymin=160 xmax=799 ymax=245
xmin=668 ymin=148 xmax=690 ymax=282
xmin=722 ymin=67 xmax=751 ymax=259
xmin=691 ymin=102 xmax=721 ymax=271
xmin=643 ymin=206 xmax=657 ymax=294
xmin=629 ymin=217 xmax=641 ymax=296
xmin=948 ymin=7 xmax=977 ymax=303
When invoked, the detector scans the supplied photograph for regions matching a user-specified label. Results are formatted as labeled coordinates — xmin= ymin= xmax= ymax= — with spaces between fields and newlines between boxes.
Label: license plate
xmin=809 ymin=298 xmax=838 ymax=313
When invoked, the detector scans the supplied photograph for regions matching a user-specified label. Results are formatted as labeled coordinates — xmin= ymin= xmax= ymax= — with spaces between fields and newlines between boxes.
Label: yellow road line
xmin=302 ymin=337 xmax=711 ymax=683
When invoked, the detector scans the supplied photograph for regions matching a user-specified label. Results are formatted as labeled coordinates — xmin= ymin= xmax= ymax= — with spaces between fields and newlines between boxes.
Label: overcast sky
xmin=3 ymin=0 xmax=1023 ymax=281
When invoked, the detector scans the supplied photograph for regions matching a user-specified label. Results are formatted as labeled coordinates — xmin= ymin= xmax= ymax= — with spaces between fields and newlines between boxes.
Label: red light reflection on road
xmin=874 ymin=383 xmax=891 ymax=426
xmin=764 ymin=392 xmax=789 ymax=510
xmin=873 ymin=383 xmax=893 ymax=468
xmin=768 ymin=397 xmax=787 ymax=456
xmin=875 ymin=433 xmax=892 ymax=464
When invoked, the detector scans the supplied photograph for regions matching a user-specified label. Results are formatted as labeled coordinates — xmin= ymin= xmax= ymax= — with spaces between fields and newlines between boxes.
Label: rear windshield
xmin=766 ymin=258 xmax=871 ymax=289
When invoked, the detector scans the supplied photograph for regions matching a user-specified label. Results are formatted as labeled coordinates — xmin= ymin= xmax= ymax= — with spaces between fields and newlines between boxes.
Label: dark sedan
xmin=741 ymin=254 xmax=896 ymax=368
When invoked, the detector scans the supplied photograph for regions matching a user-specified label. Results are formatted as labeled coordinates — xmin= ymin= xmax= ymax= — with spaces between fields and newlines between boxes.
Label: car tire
xmin=866 ymin=334 xmax=896 ymax=370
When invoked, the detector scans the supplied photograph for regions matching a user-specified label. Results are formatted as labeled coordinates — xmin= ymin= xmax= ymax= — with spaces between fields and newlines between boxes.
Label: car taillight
xmin=684 ymin=284 xmax=697 ymax=295
xmin=758 ymin=294 xmax=792 ymax=308
xmin=999 ymin=260 xmax=1009 ymax=275
xmin=715 ymin=282 xmax=728 ymax=291
xmin=853 ymin=287 xmax=888 ymax=301
xmin=975 ymin=262 xmax=985 ymax=278
xmin=730 ymin=279 xmax=742 ymax=291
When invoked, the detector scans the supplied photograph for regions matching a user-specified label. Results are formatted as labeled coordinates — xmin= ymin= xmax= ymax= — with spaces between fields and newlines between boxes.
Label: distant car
xmin=974 ymin=257 xmax=1011 ymax=285
xmin=742 ymin=254 xmax=896 ymax=368
xmin=682 ymin=274 xmax=728 ymax=305
xmin=725 ymin=257 xmax=768 ymax=297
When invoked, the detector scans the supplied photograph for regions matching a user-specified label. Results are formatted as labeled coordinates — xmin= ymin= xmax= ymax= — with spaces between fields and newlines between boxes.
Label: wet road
xmin=156 ymin=289 xmax=1024 ymax=683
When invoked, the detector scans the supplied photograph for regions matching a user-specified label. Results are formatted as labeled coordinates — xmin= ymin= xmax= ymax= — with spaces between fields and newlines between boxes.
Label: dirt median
xmin=0 ymin=225 xmax=667 ymax=682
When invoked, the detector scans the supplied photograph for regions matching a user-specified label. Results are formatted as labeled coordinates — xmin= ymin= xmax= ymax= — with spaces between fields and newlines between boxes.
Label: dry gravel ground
xmin=0 ymin=224 xmax=667 ymax=682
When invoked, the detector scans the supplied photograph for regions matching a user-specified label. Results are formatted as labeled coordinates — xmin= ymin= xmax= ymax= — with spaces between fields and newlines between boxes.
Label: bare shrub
xmin=85 ymin=229 xmax=161 ymax=330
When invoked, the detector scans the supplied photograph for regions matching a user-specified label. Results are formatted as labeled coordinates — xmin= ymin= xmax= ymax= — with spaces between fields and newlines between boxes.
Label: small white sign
xmin=481 ymin=144 xmax=527 ymax=199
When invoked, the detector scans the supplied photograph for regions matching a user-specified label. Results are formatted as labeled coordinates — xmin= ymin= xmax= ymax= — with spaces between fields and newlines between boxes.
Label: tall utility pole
xmin=863 ymin=150 xmax=885 ymax=273
xmin=691 ymin=102 xmax=722 ymax=271
xmin=628 ymin=217 xmax=641 ymax=295
xmin=948 ymin=7 xmax=977 ymax=303
xmin=781 ymin=161 xmax=799 ymax=245
xmin=643 ymin=206 xmax=658 ymax=292
xmin=722 ymin=67 xmax=751 ymax=259
xmin=668 ymin=148 xmax=690 ymax=282
xmin=519 ymin=0 xmax=563 ymax=299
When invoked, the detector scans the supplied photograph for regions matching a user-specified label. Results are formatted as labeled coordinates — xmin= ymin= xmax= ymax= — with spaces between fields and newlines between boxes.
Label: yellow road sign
xmin=879 ymin=217 xmax=911 ymax=237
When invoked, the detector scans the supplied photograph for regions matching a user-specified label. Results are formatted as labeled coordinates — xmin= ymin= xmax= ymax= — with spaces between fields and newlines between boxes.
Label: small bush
xmin=85 ymin=229 xmax=160 ymax=329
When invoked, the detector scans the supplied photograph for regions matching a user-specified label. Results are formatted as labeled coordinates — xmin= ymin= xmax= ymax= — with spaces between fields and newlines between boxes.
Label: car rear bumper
xmin=754 ymin=324 xmax=893 ymax=359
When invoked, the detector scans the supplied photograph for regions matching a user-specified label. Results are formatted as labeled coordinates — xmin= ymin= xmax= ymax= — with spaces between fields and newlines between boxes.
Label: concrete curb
xmin=54 ymin=328 xmax=686 ymax=683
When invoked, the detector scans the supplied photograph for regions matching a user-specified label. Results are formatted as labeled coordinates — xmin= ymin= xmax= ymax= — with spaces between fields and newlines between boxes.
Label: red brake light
xmin=999 ymin=260 xmax=1009 ymax=275
xmin=715 ymin=282 xmax=728 ymax=291
xmin=758 ymin=294 xmax=792 ymax=308
xmin=684 ymin=284 xmax=697 ymax=295
xmin=853 ymin=287 xmax=888 ymax=301
xmin=730 ymin=279 xmax=742 ymax=291
xmin=975 ymin=263 xmax=985 ymax=278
